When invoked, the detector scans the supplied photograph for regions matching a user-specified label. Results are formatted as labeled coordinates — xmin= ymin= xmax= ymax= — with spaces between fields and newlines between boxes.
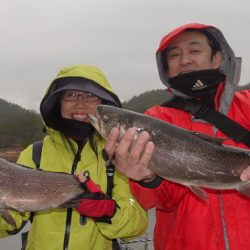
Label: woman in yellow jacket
xmin=0 ymin=65 xmax=148 ymax=250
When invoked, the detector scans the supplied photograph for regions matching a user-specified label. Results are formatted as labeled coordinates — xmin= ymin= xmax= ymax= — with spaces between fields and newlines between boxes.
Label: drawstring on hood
xmin=156 ymin=23 xmax=242 ymax=115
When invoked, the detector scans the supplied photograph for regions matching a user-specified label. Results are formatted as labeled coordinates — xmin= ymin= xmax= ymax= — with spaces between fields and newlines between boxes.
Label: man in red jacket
xmin=105 ymin=23 xmax=250 ymax=250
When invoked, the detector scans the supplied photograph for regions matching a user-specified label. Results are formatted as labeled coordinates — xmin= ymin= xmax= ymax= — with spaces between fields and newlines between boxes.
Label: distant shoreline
xmin=0 ymin=150 xmax=20 ymax=162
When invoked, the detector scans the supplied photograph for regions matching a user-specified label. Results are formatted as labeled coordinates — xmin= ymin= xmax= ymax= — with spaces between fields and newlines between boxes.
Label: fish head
xmin=88 ymin=105 xmax=134 ymax=140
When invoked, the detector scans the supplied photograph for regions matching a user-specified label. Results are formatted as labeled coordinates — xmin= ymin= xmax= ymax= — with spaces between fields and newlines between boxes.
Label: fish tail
xmin=237 ymin=181 xmax=250 ymax=197
xmin=59 ymin=193 xmax=87 ymax=208
xmin=189 ymin=185 xmax=208 ymax=203
xmin=0 ymin=209 xmax=17 ymax=227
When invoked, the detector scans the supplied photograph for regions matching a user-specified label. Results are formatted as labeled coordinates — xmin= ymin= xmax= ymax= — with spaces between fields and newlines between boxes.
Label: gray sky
xmin=1 ymin=0 xmax=250 ymax=248
xmin=1 ymin=0 xmax=250 ymax=112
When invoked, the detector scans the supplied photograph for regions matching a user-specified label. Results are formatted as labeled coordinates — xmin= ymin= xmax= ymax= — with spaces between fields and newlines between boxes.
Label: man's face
xmin=166 ymin=31 xmax=222 ymax=78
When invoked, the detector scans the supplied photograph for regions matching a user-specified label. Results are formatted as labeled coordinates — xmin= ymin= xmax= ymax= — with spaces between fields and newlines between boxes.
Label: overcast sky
xmin=1 ymin=0 xmax=250 ymax=113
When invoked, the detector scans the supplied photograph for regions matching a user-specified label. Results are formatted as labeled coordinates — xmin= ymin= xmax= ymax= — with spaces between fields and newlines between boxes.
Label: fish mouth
xmin=88 ymin=113 xmax=107 ymax=139
xmin=88 ymin=114 xmax=99 ymax=130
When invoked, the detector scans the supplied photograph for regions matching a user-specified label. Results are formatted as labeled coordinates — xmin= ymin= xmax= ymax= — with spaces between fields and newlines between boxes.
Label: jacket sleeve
xmin=129 ymin=178 xmax=188 ymax=211
xmin=0 ymin=145 xmax=34 ymax=238
xmin=96 ymin=171 xmax=148 ymax=241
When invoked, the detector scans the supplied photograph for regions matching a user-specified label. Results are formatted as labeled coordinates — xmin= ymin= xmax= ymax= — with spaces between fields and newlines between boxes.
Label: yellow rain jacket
xmin=0 ymin=65 xmax=148 ymax=250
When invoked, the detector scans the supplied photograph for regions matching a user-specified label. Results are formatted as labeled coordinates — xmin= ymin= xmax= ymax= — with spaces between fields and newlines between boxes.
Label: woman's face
xmin=61 ymin=90 xmax=102 ymax=123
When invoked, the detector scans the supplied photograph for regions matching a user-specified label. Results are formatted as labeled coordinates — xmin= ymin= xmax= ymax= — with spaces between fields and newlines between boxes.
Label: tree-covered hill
xmin=0 ymin=89 xmax=170 ymax=149
xmin=1 ymin=83 xmax=249 ymax=150
xmin=123 ymin=89 xmax=172 ymax=113
xmin=238 ymin=82 xmax=250 ymax=91
xmin=0 ymin=99 xmax=44 ymax=149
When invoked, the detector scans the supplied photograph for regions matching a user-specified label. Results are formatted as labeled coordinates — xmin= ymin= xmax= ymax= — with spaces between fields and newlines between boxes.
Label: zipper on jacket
xmin=63 ymin=141 xmax=86 ymax=250
xmin=220 ymin=193 xmax=230 ymax=250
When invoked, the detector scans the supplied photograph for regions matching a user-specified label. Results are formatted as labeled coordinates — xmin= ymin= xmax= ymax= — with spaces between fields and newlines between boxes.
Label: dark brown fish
xmin=89 ymin=105 xmax=250 ymax=201
xmin=0 ymin=158 xmax=85 ymax=226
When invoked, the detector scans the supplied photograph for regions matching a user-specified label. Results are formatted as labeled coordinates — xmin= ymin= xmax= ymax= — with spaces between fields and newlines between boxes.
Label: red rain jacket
xmin=130 ymin=90 xmax=250 ymax=250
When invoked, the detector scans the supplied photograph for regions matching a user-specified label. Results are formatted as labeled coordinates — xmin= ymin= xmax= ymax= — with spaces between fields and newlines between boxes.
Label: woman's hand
xmin=76 ymin=173 xmax=117 ymax=223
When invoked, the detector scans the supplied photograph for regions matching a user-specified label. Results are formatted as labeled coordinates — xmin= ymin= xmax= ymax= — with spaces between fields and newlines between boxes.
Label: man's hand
xmin=240 ymin=166 xmax=250 ymax=181
xmin=104 ymin=127 xmax=155 ymax=181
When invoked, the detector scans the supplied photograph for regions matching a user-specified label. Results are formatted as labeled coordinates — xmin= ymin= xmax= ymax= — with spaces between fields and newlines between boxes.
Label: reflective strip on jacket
xmin=130 ymin=90 xmax=250 ymax=250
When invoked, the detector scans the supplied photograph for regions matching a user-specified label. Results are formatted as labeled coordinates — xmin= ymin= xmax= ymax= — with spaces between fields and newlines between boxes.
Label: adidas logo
xmin=191 ymin=80 xmax=207 ymax=91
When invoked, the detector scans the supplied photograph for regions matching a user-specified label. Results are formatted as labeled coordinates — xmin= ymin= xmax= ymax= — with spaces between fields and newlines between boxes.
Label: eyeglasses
xmin=62 ymin=90 xmax=100 ymax=102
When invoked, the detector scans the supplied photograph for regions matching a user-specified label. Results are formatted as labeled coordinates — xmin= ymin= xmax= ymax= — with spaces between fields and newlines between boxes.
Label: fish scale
xmin=0 ymin=158 xmax=85 ymax=226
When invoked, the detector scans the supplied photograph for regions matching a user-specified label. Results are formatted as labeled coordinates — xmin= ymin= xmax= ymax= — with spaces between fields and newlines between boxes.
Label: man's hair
xmin=162 ymin=28 xmax=222 ymax=71
xmin=197 ymin=29 xmax=221 ymax=56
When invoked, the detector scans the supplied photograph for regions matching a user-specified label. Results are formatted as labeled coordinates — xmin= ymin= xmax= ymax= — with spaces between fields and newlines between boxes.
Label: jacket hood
xmin=156 ymin=23 xmax=242 ymax=115
xmin=40 ymin=65 xmax=122 ymax=130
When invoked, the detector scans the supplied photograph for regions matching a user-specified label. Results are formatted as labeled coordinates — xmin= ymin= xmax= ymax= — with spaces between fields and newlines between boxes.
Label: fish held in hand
xmin=89 ymin=105 xmax=250 ymax=202
xmin=0 ymin=158 xmax=85 ymax=226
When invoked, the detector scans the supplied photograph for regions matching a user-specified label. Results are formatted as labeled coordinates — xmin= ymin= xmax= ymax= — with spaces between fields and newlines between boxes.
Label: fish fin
xmin=236 ymin=181 xmax=250 ymax=197
xmin=0 ymin=209 xmax=17 ymax=227
xmin=189 ymin=185 xmax=208 ymax=203
xmin=59 ymin=193 xmax=86 ymax=208
xmin=221 ymin=144 xmax=250 ymax=154
xmin=191 ymin=132 xmax=226 ymax=146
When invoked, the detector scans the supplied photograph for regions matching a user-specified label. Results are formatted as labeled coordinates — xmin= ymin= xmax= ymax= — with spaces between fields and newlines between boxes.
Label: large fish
xmin=0 ymin=158 xmax=85 ymax=226
xmin=89 ymin=104 xmax=250 ymax=201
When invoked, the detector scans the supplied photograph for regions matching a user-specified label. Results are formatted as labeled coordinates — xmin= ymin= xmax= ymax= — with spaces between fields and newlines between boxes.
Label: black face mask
xmin=168 ymin=69 xmax=225 ymax=106
xmin=58 ymin=117 xmax=94 ymax=141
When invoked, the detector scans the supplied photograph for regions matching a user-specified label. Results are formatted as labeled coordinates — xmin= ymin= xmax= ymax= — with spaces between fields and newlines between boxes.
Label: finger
xmin=138 ymin=141 xmax=154 ymax=167
xmin=115 ymin=128 xmax=137 ymax=161
xmin=240 ymin=166 xmax=250 ymax=181
xmin=134 ymin=141 xmax=155 ymax=180
xmin=104 ymin=127 xmax=120 ymax=157
xmin=78 ymin=172 xmax=87 ymax=183
xmin=128 ymin=131 xmax=150 ymax=163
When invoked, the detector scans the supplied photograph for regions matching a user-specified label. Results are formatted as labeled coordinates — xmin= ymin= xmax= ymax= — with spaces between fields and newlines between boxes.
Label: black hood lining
xmin=40 ymin=77 xmax=122 ymax=130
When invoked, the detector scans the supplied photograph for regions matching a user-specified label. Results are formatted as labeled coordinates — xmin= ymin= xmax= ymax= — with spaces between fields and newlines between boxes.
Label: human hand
xmin=76 ymin=174 xmax=117 ymax=223
xmin=104 ymin=127 xmax=156 ymax=181
xmin=240 ymin=166 xmax=250 ymax=181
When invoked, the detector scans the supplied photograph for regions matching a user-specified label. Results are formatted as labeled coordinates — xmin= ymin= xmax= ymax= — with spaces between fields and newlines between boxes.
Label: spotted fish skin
xmin=90 ymin=105 xmax=250 ymax=201
xmin=0 ymin=158 xmax=85 ymax=226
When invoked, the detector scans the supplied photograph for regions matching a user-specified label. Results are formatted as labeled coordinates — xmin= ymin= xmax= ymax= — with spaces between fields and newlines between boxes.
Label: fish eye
xmin=102 ymin=114 xmax=109 ymax=123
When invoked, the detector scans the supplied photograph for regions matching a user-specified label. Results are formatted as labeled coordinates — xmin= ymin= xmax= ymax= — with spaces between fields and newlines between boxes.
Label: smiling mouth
xmin=71 ymin=114 xmax=88 ymax=121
